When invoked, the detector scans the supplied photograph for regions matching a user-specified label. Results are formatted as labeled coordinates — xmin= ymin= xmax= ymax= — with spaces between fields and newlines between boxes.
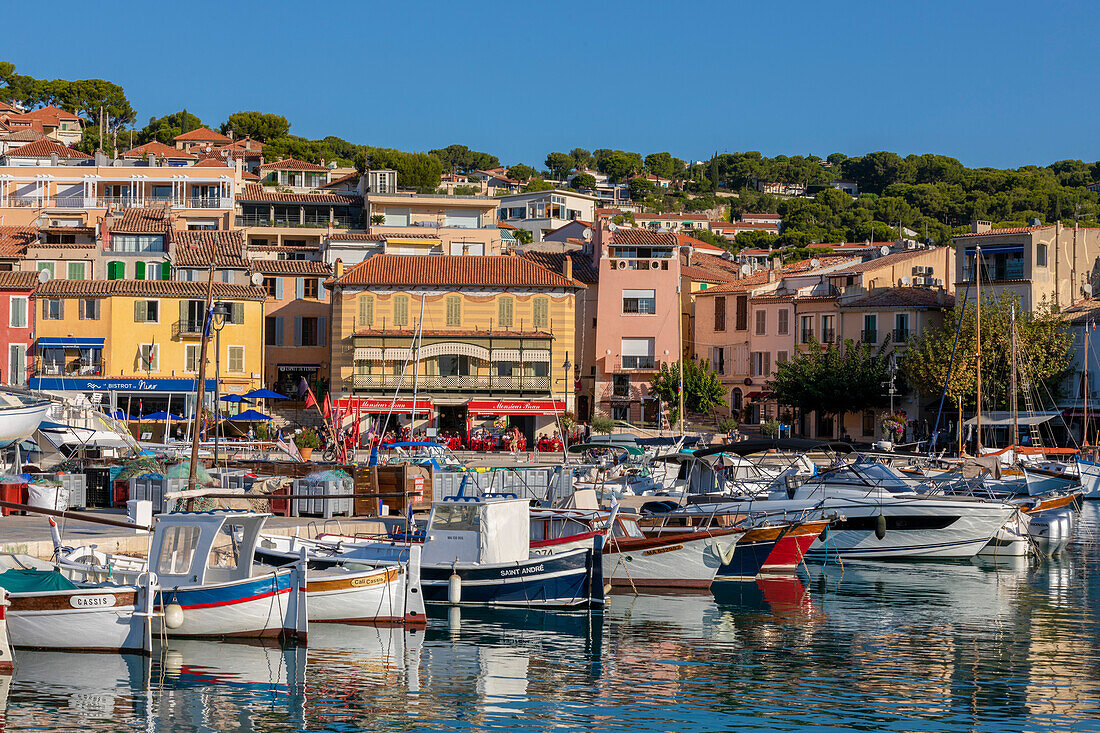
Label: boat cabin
xmin=530 ymin=508 xmax=646 ymax=542
xmin=421 ymin=497 xmax=531 ymax=565
xmin=148 ymin=511 xmax=271 ymax=587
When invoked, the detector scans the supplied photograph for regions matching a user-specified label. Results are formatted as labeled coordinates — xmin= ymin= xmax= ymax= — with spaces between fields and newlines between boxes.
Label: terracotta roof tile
xmin=828 ymin=249 xmax=941 ymax=274
xmin=843 ymin=287 xmax=954 ymax=309
xmin=12 ymin=105 xmax=80 ymax=123
xmin=693 ymin=256 xmax=858 ymax=296
xmin=954 ymin=225 xmax=1052 ymax=238
xmin=676 ymin=233 xmax=726 ymax=253
xmin=0 ymin=129 xmax=47 ymax=142
xmin=173 ymin=230 xmax=248 ymax=267
xmin=173 ymin=127 xmax=232 ymax=143
xmin=110 ymin=207 xmax=171 ymax=234
xmin=192 ymin=158 xmax=232 ymax=168
xmin=325 ymin=233 xmax=382 ymax=242
xmin=251 ymin=259 xmax=332 ymax=275
xmin=122 ymin=141 xmax=198 ymax=160
xmin=334 ymin=254 xmax=579 ymax=288
xmin=257 ymin=158 xmax=329 ymax=172
xmin=38 ymin=279 xmax=265 ymax=300
xmin=609 ymin=228 xmax=678 ymax=248
xmin=377 ymin=232 xmax=441 ymax=240
xmin=247 ymin=243 xmax=322 ymax=252
xmin=4 ymin=138 xmax=91 ymax=159
xmin=321 ymin=171 xmax=360 ymax=188
xmin=521 ymin=250 xmax=598 ymax=284
xmin=238 ymin=184 xmax=361 ymax=204
xmin=0 ymin=227 xmax=36 ymax=257
xmin=0 ymin=270 xmax=38 ymax=289
xmin=634 ymin=212 xmax=709 ymax=221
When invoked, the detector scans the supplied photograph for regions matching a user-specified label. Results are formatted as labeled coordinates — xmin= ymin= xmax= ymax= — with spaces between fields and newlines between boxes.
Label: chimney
xmin=147 ymin=153 xmax=156 ymax=167
xmin=563 ymin=255 xmax=573 ymax=281
xmin=334 ymin=258 xmax=344 ymax=278
xmin=972 ymin=220 xmax=992 ymax=234
xmin=768 ymin=269 xmax=777 ymax=283
xmin=50 ymin=153 xmax=58 ymax=166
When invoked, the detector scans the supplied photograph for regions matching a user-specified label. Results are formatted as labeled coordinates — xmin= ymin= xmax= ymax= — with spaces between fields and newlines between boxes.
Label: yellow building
xmin=30 ymin=279 xmax=266 ymax=419
xmin=328 ymin=254 xmax=582 ymax=443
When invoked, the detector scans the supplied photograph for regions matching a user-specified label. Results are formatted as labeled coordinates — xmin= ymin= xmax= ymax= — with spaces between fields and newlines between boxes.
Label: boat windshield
xmin=613 ymin=518 xmax=646 ymax=538
xmin=430 ymin=504 xmax=480 ymax=532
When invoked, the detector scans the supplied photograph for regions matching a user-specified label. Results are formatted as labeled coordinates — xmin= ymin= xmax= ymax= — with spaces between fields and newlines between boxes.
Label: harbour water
xmin=4 ymin=506 xmax=1100 ymax=732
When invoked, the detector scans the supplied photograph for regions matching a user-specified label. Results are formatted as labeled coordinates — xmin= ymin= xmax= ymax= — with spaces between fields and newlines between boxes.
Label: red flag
xmin=323 ymin=393 xmax=332 ymax=420
xmin=303 ymin=387 xmax=317 ymax=410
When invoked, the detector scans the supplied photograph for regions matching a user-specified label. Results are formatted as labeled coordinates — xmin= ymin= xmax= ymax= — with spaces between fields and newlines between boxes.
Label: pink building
xmin=592 ymin=226 xmax=682 ymax=423
xmin=0 ymin=271 xmax=37 ymax=386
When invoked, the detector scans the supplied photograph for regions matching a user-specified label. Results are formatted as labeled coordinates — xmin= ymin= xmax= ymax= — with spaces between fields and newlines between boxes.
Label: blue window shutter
xmin=275 ymin=278 xmax=283 ymax=300
xmin=294 ymin=316 xmax=303 ymax=346
xmin=295 ymin=278 xmax=304 ymax=300
xmin=319 ymin=316 xmax=326 ymax=347
xmin=318 ymin=279 xmax=325 ymax=301
xmin=275 ymin=316 xmax=283 ymax=346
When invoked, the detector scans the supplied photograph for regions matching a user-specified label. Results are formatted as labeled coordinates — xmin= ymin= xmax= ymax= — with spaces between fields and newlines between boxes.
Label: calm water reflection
xmin=4 ymin=505 xmax=1100 ymax=732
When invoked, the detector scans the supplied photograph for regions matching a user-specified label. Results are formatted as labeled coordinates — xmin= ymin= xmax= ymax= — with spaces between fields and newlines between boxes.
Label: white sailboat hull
xmin=0 ymin=400 xmax=50 ymax=447
xmin=6 ymin=587 xmax=146 ymax=653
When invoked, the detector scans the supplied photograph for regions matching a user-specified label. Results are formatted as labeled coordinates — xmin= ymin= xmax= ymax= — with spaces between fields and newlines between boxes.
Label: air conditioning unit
xmin=617 ymin=260 xmax=628 ymax=270
xmin=651 ymin=260 xmax=661 ymax=269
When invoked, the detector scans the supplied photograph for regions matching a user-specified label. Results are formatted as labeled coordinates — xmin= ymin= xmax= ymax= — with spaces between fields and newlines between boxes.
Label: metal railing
xmin=822 ymin=328 xmax=836 ymax=344
xmin=4 ymin=196 xmax=232 ymax=210
xmin=173 ymin=319 xmax=204 ymax=339
xmin=235 ymin=215 xmax=363 ymax=229
xmin=861 ymin=329 xmax=878 ymax=343
xmin=612 ymin=356 xmax=660 ymax=372
xmin=351 ymin=373 xmax=551 ymax=392
xmin=893 ymin=328 xmax=910 ymax=342
xmin=34 ymin=360 xmax=104 ymax=377
xmin=800 ymin=330 xmax=814 ymax=344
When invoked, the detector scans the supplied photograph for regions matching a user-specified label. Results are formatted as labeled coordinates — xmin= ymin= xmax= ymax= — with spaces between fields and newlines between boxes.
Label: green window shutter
xmin=359 ymin=294 xmax=373 ymax=326
xmin=394 ymin=295 xmax=408 ymax=327
xmin=161 ymin=261 xmax=171 ymax=280
xmin=134 ymin=300 xmax=146 ymax=322
xmin=134 ymin=261 xmax=146 ymax=280
xmin=498 ymin=297 xmax=513 ymax=328
xmin=533 ymin=297 xmax=548 ymax=330
xmin=446 ymin=296 xmax=461 ymax=326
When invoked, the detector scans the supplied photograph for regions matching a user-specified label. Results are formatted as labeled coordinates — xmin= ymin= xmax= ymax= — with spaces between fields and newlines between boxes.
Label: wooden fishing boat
xmin=58 ymin=512 xmax=308 ymax=640
xmin=760 ymin=519 xmax=832 ymax=572
xmin=0 ymin=558 xmax=153 ymax=654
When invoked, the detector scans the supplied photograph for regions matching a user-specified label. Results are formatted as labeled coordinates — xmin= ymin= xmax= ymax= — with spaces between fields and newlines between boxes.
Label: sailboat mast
xmin=975 ymin=245 xmax=982 ymax=453
xmin=410 ymin=294 xmax=426 ymax=435
xmin=676 ymin=283 xmax=684 ymax=437
xmin=1085 ymin=320 xmax=1090 ymax=448
xmin=1010 ymin=304 xmax=1019 ymax=450
xmin=186 ymin=266 xmax=217 ymax=508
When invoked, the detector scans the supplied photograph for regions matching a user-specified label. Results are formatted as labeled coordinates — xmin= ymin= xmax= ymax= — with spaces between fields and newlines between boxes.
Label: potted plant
xmin=294 ymin=428 xmax=320 ymax=460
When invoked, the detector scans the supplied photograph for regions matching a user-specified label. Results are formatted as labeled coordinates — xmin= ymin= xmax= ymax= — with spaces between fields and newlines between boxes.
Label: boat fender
xmin=448 ymin=573 xmax=462 ymax=606
xmin=874 ymin=514 xmax=887 ymax=540
xmin=716 ymin=540 xmax=738 ymax=567
xmin=818 ymin=527 xmax=828 ymax=543
xmin=0 ymin=589 xmax=12 ymax=674
xmin=164 ymin=602 xmax=185 ymax=630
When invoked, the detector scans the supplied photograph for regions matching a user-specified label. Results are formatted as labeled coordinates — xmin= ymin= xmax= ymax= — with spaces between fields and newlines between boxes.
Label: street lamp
xmin=561 ymin=353 xmax=571 ymax=462
xmin=211 ymin=301 xmax=231 ymax=460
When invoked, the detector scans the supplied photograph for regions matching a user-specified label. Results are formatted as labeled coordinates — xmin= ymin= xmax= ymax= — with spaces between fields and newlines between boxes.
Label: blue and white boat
xmin=58 ymin=511 xmax=309 ymax=640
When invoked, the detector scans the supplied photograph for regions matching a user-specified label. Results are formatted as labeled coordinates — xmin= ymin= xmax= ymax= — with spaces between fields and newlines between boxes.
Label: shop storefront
xmin=466 ymin=399 xmax=567 ymax=445
xmin=274 ymin=364 xmax=322 ymax=399
xmin=333 ymin=397 xmax=434 ymax=440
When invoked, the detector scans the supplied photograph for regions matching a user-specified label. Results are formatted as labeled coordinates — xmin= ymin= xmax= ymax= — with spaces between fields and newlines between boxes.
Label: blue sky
xmin=4 ymin=0 xmax=1098 ymax=169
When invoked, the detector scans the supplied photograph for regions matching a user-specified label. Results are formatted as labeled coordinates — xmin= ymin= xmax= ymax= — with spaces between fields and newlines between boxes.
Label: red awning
xmin=744 ymin=391 xmax=774 ymax=401
xmin=467 ymin=399 xmax=567 ymax=416
xmin=1062 ymin=409 xmax=1100 ymax=419
xmin=334 ymin=397 xmax=433 ymax=416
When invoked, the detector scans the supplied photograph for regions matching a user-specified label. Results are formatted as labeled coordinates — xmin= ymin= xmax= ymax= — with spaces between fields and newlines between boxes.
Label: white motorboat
xmin=684 ymin=461 xmax=1019 ymax=561
xmin=0 ymin=391 xmax=50 ymax=449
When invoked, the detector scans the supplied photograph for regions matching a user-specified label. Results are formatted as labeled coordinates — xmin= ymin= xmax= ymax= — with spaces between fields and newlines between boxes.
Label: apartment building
xmin=591 ymin=227 xmax=681 ymax=423
xmin=497 ymin=190 xmax=598 ymax=243
xmin=366 ymin=190 xmax=501 ymax=255
xmin=254 ymin=258 xmax=332 ymax=398
xmin=0 ymin=106 xmax=82 ymax=147
xmin=952 ymin=221 xmax=1100 ymax=312
xmin=29 ymin=279 xmax=265 ymax=416
xmin=235 ymin=184 xmax=364 ymax=249
xmin=634 ymin=212 xmax=710 ymax=233
xmin=327 ymin=254 xmax=580 ymax=444
xmin=0 ymin=270 xmax=37 ymax=386
xmin=256 ymin=159 xmax=331 ymax=191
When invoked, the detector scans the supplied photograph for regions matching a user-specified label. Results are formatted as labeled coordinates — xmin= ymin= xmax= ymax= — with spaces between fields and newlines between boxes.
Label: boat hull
xmin=6 ymin=587 xmax=146 ymax=653
xmin=306 ymin=565 xmax=426 ymax=625
xmin=715 ymin=528 xmax=780 ymax=581
xmin=761 ymin=520 xmax=831 ymax=572
xmin=420 ymin=548 xmax=600 ymax=608
xmin=154 ymin=572 xmax=300 ymax=639
xmin=604 ymin=530 xmax=739 ymax=589
xmin=0 ymin=399 xmax=50 ymax=448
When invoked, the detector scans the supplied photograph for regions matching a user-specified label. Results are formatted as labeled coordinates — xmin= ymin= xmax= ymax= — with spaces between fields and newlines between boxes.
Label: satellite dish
xmin=1084 ymin=283 xmax=1094 ymax=296
xmin=740 ymin=264 xmax=752 ymax=275
xmin=250 ymin=272 xmax=264 ymax=287
xmin=582 ymin=227 xmax=593 ymax=242
xmin=608 ymin=223 xmax=619 ymax=232
xmin=37 ymin=269 xmax=51 ymax=284
xmin=35 ymin=215 xmax=47 ymax=228
xmin=901 ymin=276 xmax=911 ymax=286
xmin=810 ymin=258 xmax=821 ymax=268
xmin=879 ymin=245 xmax=890 ymax=256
